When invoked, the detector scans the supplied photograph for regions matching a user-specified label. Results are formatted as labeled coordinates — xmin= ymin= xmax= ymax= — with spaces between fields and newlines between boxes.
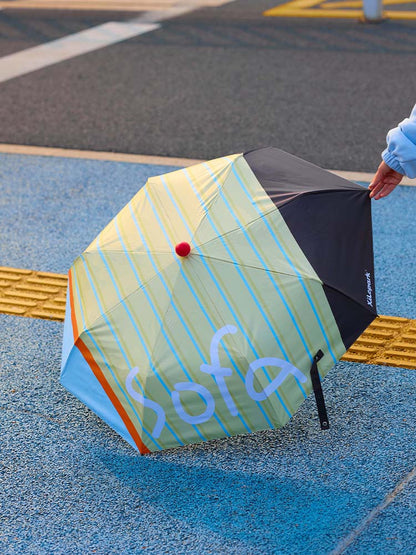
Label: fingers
xmin=368 ymin=178 xmax=378 ymax=190
xmin=368 ymin=161 xmax=403 ymax=199
xmin=369 ymin=183 xmax=379 ymax=197
xmin=370 ymin=181 xmax=385 ymax=199
xmin=369 ymin=165 xmax=386 ymax=191
xmin=369 ymin=170 xmax=384 ymax=197
xmin=369 ymin=180 xmax=383 ymax=199
xmin=370 ymin=181 xmax=399 ymax=200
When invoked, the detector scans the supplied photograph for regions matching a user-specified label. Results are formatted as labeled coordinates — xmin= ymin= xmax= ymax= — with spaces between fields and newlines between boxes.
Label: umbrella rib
xmin=196 ymin=206 xmax=278 ymax=250
xmin=75 ymin=250 xmax=177 ymax=331
xmin=184 ymin=159 xmax=237 ymax=242
xmin=76 ymin=257 xmax=178 ymax=335
xmin=279 ymin=187 xmax=369 ymax=208
xmin=323 ymin=282 xmax=378 ymax=316
xmin=190 ymin=252 xmax=320 ymax=282
xmin=190 ymin=256 xmax=255 ymax=375
xmin=86 ymin=248 xmax=174 ymax=255
xmin=148 ymin=262 xmax=191 ymax=362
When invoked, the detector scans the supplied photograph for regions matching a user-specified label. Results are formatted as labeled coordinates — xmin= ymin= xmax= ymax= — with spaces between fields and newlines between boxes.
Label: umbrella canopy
xmin=61 ymin=147 xmax=377 ymax=454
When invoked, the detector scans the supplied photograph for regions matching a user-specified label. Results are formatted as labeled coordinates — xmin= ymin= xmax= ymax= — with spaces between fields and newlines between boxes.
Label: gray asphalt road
xmin=0 ymin=1 xmax=415 ymax=170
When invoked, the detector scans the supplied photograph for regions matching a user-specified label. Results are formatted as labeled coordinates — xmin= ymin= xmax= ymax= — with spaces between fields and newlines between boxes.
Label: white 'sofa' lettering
xmin=246 ymin=357 xmax=307 ymax=401
xmin=200 ymin=325 xmax=238 ymax=416
xmin=126 ymin=326 xmax=306 ymax=438
xmin=172 ymin=382 xmax=215 ymax=425
xmin=126 ymin=366 xmax=166 ymax=438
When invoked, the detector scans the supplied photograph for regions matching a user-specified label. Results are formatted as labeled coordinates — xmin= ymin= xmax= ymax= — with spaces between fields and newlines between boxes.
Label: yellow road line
xmin=264 ymin=0 xmax=416 ymax=19
xmin=320 ymin=0 xmax=362 ymax=6
xmin=268 ymin=0 xmax=320 ymax=8
xmin=1 ymin=266 xmax=416 ymax=370
xmin=1 ymin=144 xmax=414 ymax=187
xmin=266 ymin=8 xmax=362 ymax=17
xmin=370 ymin=10 xmax=416 ymax=17
xmin=321 ymin=0 xmax=416 ymax=7
xmin=264 ymin=0 xmax=321 ymax=15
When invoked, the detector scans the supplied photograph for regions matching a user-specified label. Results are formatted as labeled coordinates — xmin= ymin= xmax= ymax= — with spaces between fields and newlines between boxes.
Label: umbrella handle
xmin=310 ymin=350 xmax=330 ymax=430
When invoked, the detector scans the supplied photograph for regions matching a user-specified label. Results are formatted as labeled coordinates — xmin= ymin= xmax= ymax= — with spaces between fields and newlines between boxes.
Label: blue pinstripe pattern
xmin=134 ymin=196 xmax=253 ymax=433
xmin=94 ymin=237 xmax=185 ymax=446
xmin=112 ymin=219 xmax=208 ymax=442
xmin=163 ymin=171 xmax=294 ymax=418
xmin=123 ymin=204 xmax=231 ymax=438
xmin=198 ymin=164 xmax=309 ymax=399
xmin=229 ymin=158 xmax=337 ymax=363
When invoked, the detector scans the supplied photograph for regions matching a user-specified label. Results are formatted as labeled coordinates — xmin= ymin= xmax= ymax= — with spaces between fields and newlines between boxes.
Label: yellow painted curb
xmin=1 ymin=267 xmax=416 ymax=370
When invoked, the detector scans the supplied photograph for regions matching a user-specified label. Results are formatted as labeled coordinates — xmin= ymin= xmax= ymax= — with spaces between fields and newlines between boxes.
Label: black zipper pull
xmin=310 ymin=350 xmax=329 ymax=430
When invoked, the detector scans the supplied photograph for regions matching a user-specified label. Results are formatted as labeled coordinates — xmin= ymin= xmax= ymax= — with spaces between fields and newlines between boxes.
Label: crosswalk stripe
xmin=0 ymin=20 xmax=160 ymax=83
xmin=0 ymin=1 xmax=236 ymax=83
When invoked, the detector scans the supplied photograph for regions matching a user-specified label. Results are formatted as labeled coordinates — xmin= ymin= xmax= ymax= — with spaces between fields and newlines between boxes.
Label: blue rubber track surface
xmin=0 ymin=154 xmax=415 ymax=554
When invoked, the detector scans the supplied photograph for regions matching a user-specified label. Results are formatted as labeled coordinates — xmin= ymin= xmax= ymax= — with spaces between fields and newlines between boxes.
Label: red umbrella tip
xmin=175 ymin=242 xmax=191 ymax=257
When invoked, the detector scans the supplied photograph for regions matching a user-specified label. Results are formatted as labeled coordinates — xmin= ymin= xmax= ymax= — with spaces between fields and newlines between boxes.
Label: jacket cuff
xmin=382 ymin=149 xmax=406 ymax=175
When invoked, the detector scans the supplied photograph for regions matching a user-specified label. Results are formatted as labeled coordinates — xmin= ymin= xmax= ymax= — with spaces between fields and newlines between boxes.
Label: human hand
xmin=369 ymin=161 xmax=403 ymax=199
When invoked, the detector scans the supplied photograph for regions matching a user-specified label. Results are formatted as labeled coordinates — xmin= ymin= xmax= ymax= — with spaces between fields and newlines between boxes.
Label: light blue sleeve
xmin=382 ymin=104 xmax=416 ymax=178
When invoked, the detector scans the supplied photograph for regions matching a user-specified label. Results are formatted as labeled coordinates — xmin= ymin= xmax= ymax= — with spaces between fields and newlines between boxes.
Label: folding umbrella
xmin=61 ymin=147 xmax=377 ymax=454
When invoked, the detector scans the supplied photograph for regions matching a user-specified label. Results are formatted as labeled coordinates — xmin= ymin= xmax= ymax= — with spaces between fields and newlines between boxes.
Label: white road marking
xmin=330 ymin=467 xmax=416 ymax=554
xmin=0 ymin=1 xmax=235 ymax=83
xmin=0 ymin=0 xmax=230 ymax=10
xmin=0 ymin=21 xmax=160 ymax=83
